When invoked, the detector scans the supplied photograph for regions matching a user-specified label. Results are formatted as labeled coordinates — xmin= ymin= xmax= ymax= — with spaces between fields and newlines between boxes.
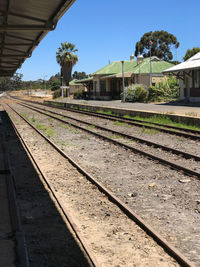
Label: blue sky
xmin=19 ymin=0 xmax=200 ymax=81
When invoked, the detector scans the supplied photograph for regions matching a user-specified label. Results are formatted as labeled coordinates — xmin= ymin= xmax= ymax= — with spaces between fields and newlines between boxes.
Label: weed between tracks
xmin=141 ymin=127 xmax=158 ymax=135
xmin=20 ymin=112 xmax=56 ymax=138
xmin=88 ymin=124 xmax=96 ymax=129
xmin=108 ymin=134 xmax=122 ymax=139
xmin=58 ymin=122 xmax=80 ymax=134
xmin=97 ymin=109 xmax=113 ymax=116
xmin=114 ymin=120 xmax=131 ymax=127
xmin=35 ymin=123 xmax=56 ymax=138
xmin=124 ymin=114 xmax=200 ymax=131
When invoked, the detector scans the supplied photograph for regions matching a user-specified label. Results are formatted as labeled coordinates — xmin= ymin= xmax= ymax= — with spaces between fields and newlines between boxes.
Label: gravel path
xmin=6 ymin=104 xmax=180 ymax=267
xmin=11 ymin=102 xmax=200 ymax=266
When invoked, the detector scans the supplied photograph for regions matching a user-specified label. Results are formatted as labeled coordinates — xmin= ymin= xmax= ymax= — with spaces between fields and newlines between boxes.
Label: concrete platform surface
xmin=60 ymin=99 xmax=200 ymax=117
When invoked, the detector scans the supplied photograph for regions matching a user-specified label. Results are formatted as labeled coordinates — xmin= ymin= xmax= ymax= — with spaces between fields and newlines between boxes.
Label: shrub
xmin=121 ymin=84 xmax=148 ymax=102
xmin=148 ymin=85 xmax=165 ymax=102
xmin=53 ymin=89 xmax=62 ymax=99
xmin=73 ymin=90 xmax=87 ymax=99
xmin=147 ymin=77 xmax=179 ymax=102
xmin=50 ymin=80 xmax=60 ymax=91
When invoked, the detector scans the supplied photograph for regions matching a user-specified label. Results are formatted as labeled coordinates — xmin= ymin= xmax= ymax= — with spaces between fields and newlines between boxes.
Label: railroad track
xmin=15 ymin=101 xmax=200 ymax=179
xmin=6 ymin=94 xmax=200 ymax=140
xmin=38 ymin=99 xmax=200 ymax=140
xmin=3 ymin=102 xmax=195 ymax=266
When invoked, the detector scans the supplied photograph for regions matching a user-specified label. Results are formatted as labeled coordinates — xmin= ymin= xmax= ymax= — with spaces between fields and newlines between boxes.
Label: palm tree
xmin=56 ymin=42 xmax=78 ymax=86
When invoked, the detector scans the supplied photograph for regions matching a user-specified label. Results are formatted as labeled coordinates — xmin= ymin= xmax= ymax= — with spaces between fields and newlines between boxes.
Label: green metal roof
xmin=92 ymin=61 xmax=137 ymax=75
xmin=69 ymin=79 xmax=79 ymax=85
xmin=133 ymin=59 xmax=174 ymax=74
xmin=92 ymin=57 xmax=174 ymax=76
xmin=77 ymin=57 xmax=174 ymax=84
xmin=73 ymin=77 xmax=93 ymax=83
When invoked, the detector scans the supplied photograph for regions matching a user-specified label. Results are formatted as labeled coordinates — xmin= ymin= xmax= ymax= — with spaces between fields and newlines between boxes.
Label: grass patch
xmin=88 ymin=124 xmax=95 ymax=129
xmin=68 ymin=128 xmax=81 ymax=134
xmin=35 ymin=123 xmax=56 ymax=138
xmin=97 ymin=109 xmax=113 ymax=116
xmin=114 ymin=120 xmax=129 ymax=127
xmin=21 ymin=112 xmax=30 ymax=121
xmin=108 ymin=134 xmax=122 ymax=139
xmin=30 ymin=116 xmax=36 ymax=123
xmin=56 ymin=140 xmax=69 ymax=146
xmin=125 ymin=114 xmax=200 ymax=131
xmin=57 ymin=122 xmax=80 ymax=133
xmin=134 ymin=115 xmax=172 ymax=125
xmin=123 ymin=114 xmax=134 ymax=120
xmin=141 ymin=127 xmax=158 ymax=135
xmin=125 ymin=139 xmax=136 ymax=144
xmin=58 ymin=123 xmax=70 ymax=129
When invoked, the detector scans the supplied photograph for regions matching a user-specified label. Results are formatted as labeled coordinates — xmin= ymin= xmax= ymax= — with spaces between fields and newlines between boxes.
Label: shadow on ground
xmin=1 ymin=111 xmax=90 ymax=267
xmin=155 ymin=100 xmax=200 ymax=107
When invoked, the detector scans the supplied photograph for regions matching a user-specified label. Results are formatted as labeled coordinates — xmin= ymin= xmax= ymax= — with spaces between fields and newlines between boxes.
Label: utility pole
xmin=121 ymin=61 xmax=125 ymax=102
xmin=42 ymin=75 xmax=47 ymax=95
xmin=60 ymin=68 xmax=64 ymax=98
xmin=149 ymin=40 xmax=152 ymax=86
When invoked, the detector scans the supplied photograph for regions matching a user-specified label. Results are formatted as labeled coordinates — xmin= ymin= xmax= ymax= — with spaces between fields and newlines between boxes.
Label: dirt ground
xmin=7 ymin=101 xmax=200 ymax=266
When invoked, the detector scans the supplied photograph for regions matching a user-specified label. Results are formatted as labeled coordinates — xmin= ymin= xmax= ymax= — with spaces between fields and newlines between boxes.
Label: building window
xmin=100 ymin=80 xmax=106 ymax=93
xmin=94 ymin=81 xmax=97 ymax=91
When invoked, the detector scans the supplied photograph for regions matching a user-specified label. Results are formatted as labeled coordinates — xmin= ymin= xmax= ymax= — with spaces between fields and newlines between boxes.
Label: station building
xmin=77 ymin=55 xmax=174 ymax=100
xmin=163 ymin=52 xmax=200 ymax=102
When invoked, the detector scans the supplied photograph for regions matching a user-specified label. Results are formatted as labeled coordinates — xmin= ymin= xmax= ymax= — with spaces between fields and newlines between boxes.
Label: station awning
xmin=0 ymin=0 xmax=76 ymax=76
xmin=163 ymin=52 xmax=200 ymax=74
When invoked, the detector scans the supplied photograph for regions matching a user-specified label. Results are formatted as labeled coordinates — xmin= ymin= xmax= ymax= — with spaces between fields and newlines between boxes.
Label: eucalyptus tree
xmin=135 ymin=31 xmax=179 ymax=61
xmin=56 ymin=42 xmax=78 ymax=86
xmin=183 ymin=47 xmax=200 ymax=61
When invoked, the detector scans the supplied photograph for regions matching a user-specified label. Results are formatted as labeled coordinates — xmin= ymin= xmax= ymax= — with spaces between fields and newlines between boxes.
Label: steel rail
xmin=4 ymin=103 xmax=195 ymax=267
xmin=19 ymin=102 xmax=200 ymax=162
xmin=3 ymin=104 xmax=99 ymax=267
xmin=18 ymin=102 xmax=200 ymax=179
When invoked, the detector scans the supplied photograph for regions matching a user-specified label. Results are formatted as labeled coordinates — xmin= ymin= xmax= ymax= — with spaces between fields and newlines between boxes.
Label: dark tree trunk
xmin=62 ymin=62 xmax=72 ymax=86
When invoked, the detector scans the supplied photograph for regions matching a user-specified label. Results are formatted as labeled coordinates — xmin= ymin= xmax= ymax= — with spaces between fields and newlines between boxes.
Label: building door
xmin=110 ymin=79 xmax=117 ymax=99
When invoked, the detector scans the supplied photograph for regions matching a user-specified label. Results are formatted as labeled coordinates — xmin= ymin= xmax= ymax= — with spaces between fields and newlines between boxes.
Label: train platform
xmin=0 ymin=119 xmax=16 ymax=267
xmin=59 ymin=99 xmax=200 ymax=117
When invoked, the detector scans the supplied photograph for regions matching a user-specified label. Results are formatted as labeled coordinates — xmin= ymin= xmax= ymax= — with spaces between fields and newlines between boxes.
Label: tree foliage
xmin=72 ymin=71 xmax=88 ymax=80
xmin=135 ymin=31 xmax=179 ymax=61
xmin=0 ymin=73 xmax=23 ymax=91
xmin=56 ymin=42 xmax=78 ymax=86
xmin=183 ymin=47 xmax=200 ymax=61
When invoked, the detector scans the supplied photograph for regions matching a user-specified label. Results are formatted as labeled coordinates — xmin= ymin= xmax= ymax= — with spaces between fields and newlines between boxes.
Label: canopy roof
xmin=163 ymin=52 xmax=200 ymax=74
xmin=0 ymin=0 xmax=75 ymax=76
